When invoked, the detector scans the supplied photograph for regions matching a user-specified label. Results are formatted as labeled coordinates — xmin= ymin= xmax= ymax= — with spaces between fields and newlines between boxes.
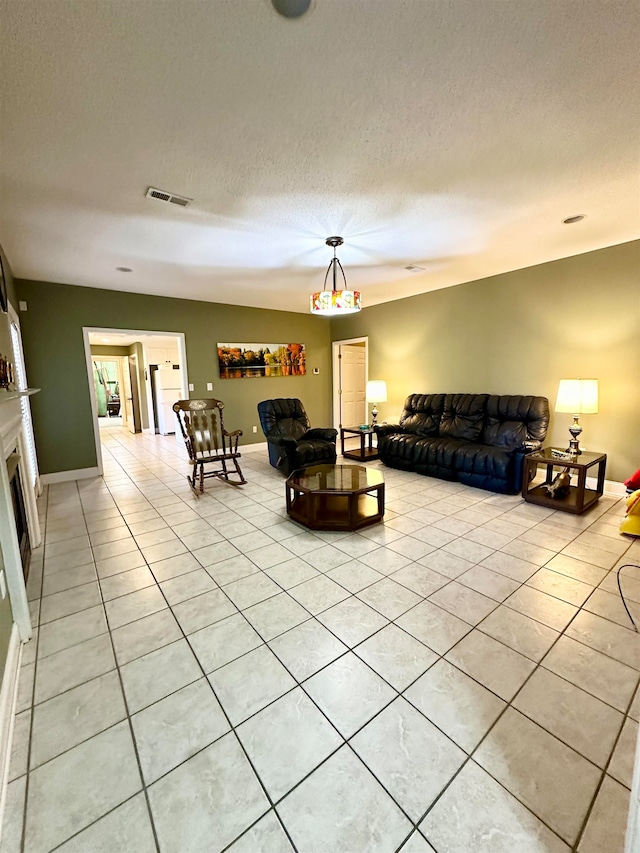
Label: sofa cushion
xmin=399 ymin=394 xmax=445 ymax=436
xmin=439 ymin=394 xmax=488 ymax=441
xmin=453 ymin=443 xmax=514 ymax=483
xmin=413 ymin=437 xmax=470 ymax=477
xmin=376 ymin=432 xmax=422 ymax=463
xmin=481 ymin=395 xmax=550 ymax=448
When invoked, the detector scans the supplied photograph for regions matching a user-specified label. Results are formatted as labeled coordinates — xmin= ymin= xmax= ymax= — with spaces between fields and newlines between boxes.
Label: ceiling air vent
xmin=146 ymin=187 xmax=193 ymax=208
xmin=404 ymin=264 xmax=426 ymax=273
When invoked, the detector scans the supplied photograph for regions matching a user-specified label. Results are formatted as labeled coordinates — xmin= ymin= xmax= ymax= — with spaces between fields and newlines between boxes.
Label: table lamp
xmin=555 ymin=378 xmax=598 ymax=455
xmin=366 ymin=380 xmax=387 ymax=427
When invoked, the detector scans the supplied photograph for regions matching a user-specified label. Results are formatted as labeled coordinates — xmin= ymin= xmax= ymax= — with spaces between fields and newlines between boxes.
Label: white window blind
xmin=10 ymin=320 xmax=39 ymax=489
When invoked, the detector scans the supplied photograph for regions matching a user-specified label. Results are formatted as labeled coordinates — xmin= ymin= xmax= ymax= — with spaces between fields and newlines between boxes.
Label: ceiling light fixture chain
xmin=324 ymin=236 xmax=347 ymax=294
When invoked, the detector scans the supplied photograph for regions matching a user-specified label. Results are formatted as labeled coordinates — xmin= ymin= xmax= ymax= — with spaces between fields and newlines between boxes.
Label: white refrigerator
xmin=154 ymin=365 xmax=183 ymax=435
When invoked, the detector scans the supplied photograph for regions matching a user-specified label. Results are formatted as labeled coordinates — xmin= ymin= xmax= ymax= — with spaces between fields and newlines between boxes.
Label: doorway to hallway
xmin=93 ymin=357 xmax=125 ymax=429
xmin=83 ymin=328 xmax=188 ymax=477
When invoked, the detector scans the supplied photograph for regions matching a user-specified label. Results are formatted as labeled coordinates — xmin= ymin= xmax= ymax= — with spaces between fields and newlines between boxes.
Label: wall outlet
xmin=313 ymin=367 xmax=319 ymax=374
xmin=0 ymin=570 xmax=6 ymax=599
xmin=207 ymin=382 xmax=213 ymax=391
xmin=188 ymin=383 xmax=194 ymax=391
xmin=252 ymin=425 xmax=258 ymax=433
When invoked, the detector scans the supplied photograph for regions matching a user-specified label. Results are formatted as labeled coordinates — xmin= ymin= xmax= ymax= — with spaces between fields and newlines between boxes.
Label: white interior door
xmin=340 ymin=344 xmax=367 ymax=427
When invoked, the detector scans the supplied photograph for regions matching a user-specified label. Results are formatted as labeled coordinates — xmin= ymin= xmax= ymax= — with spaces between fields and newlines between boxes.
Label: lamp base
xmin=370 ymin=405 xmax=379 ymax=428
xmin=566 ymin=416 xmax=582 ymax=455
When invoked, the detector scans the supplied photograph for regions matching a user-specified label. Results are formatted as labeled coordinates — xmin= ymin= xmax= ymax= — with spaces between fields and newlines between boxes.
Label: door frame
xmin=82 ymin=327 xmax=188 ymax=476
xmin=331 ymin=336 xmax=368 ymax=432
xmin=127 ymin=352 xmax=142 ymax=433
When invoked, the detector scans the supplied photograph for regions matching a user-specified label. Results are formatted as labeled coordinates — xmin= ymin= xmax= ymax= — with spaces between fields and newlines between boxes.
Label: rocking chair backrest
xmin=173 ymin=399 xmax=225 ymax=460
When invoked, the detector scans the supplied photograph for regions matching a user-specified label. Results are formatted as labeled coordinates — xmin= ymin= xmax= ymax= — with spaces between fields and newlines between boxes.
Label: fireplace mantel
xmin=0 ymin=389 xmax=39 ymax=404
xmin=0 ymin=388 xmax=40 ymax=642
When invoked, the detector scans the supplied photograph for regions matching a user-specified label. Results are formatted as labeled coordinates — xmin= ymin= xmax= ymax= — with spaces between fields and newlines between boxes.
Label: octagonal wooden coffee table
xmin=285 ymin=463 xmax=385 ymax=531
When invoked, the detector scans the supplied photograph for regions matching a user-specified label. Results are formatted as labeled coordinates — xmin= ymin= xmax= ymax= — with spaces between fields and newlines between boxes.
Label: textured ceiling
xmin=1 ymin=0 xmax=639 ymax=313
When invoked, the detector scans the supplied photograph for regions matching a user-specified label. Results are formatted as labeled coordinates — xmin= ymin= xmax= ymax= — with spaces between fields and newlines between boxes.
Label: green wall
xmin=16 ymin=280 xmax=333 ymax=475
xmin=0 ymin=245 xmax=17 ymax=693
xmin=332 ymin=240 xmax=640 ymax=484
xmin=11 ymin=239 xmax=640 ymax=484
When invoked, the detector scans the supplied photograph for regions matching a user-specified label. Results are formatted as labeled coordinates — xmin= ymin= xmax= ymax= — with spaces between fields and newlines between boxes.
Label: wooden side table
xmin=340 ymin=426 xmax=379 ymax=461
xmin=522 ymin=447 xmax=607 ymax=514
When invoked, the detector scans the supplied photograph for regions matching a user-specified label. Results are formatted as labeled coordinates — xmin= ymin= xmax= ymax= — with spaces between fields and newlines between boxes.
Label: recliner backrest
xmin=439 ymin=394 xmax=489 ymax=441
xmin=399 ymin=394 xmax=445 ymax=436
xmin=257 ymin=398 xmax=310 ymax=441
xmin=482 ymin=395 xmax=549 ymax=448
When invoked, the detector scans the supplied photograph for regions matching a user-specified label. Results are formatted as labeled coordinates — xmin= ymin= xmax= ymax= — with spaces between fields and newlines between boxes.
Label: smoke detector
xmin=146 ymin=187 xmax=193 ymax=208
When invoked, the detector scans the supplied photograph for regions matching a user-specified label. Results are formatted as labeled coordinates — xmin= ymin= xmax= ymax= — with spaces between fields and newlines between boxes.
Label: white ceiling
xmin=1 ymin=0 xmax=639 ymax=313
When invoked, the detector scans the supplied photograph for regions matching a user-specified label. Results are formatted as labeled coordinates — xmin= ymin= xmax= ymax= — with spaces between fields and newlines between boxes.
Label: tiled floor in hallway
xmin=3 ymin=425 xmax=640 ymax=852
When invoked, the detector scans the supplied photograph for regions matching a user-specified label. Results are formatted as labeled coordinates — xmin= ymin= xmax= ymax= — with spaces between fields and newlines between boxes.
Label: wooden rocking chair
xmin=173 ymin=399 xmax=246 ymax=493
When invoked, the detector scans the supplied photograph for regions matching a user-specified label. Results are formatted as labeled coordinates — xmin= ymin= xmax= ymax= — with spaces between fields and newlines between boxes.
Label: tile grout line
xmin=19 ymin=442 xmax=633 ymax=851
xmin=28 ymin=481 xmax=635 ymax=780
xmin=571 ymin=677 xmax=640 ymax=851
xmin=409 ymin=601 xmax=593 ymax=848
xmin=67 ymin=480 xmax=163 ymax=853
xmin=415 ymin=557 xmax=636 ymax=851
xmin=95 ymin=471 xmax=304 ymax=853
xmin=18 ymin=481 xmax=50 ymax=853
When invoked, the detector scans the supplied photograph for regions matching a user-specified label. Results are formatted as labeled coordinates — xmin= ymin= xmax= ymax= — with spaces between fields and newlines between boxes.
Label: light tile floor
xmin=3 ymin=426 xmax=640 ymax=852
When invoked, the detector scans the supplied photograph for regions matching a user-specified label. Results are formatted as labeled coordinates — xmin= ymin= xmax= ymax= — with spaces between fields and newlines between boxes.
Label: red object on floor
xmin=625 ymin=468 xmax=640 ymax=491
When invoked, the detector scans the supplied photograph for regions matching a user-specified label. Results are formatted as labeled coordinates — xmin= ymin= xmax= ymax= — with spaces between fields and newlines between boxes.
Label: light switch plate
xmin=188 ymin=383 xmax=194 ymax=391
xmin=207 ymin=383 xmax=213 ymax=391
xmin=0 ymin=570 xmax=6 ymax=599
xmin=19 ymin=301 xmax=28 ymax=312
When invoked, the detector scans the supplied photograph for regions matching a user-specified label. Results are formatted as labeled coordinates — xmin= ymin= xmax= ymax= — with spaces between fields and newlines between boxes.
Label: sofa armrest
xmin=521 ymin=440 xmax=542 ymax=453
xmin=304 ymin=428 xmax=338 ymax=442
xmin=511 ymin=440 xmax=543 ymax=493
xmin=374 ymin=423 xmax=404 ymax=437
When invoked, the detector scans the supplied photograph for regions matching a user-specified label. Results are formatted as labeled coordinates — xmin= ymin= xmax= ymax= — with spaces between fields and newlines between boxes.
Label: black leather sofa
xmin=257 ymin=398 xmax=338 ymax=476
xmin=375 ymin=393 xmax=549 ymax=494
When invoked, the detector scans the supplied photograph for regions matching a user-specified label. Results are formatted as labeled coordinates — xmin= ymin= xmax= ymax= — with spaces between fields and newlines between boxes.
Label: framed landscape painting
xmin=217 ymin=343 xmax=306 ymax=379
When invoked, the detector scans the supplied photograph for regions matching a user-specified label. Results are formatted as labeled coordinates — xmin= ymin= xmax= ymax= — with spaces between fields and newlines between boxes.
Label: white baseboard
xmin=40 ymin=466 xmax=101 ymax=485
xmin=585 ymin=477 xmax=626 ymax=497
xmin=0 ymin=625 xmax=21 ymax=842
xmin=240 ymin=441 xmax=268 ymax=453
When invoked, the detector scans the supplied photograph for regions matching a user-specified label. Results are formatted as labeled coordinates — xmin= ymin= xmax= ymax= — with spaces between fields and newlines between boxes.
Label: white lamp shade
xmin=366 ymin=380 xmax=387 ymax=403
xmin=555 ymin=379 xmax=599 ymax=414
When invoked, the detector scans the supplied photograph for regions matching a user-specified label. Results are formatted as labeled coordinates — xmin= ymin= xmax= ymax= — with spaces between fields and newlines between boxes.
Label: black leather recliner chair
xmin=257 ymin=398 xmax=337 ymax=476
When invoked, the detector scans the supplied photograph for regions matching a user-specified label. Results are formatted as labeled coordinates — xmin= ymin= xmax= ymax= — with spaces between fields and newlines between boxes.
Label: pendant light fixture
xmin=310 ymin=236 xmax=361 ymax=316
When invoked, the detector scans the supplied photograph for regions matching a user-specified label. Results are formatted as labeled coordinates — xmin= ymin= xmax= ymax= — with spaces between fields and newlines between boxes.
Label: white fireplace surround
xmin=0 ymin=391 xmax=40 ymax=837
